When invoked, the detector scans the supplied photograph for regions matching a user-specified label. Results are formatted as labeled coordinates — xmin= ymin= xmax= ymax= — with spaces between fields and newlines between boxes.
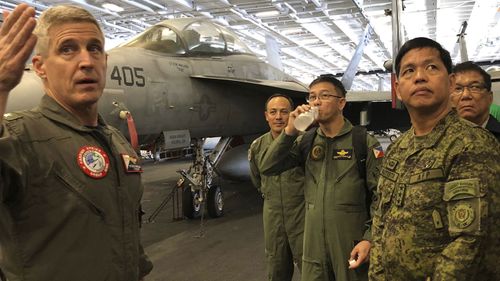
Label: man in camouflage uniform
xmin=249 ymin=94 xmax=305 ymax=281
xmin=260 ymin=75 xmax=383 ymax=281
xmin=369 ymin=37 xmax=500 ymax=281
xmin=450 ymin=61 xmax=500 ymax=140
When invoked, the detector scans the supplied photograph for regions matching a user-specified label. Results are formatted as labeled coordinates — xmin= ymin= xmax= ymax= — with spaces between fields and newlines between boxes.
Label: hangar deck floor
xmin=141 ymin=158 xmax=301 ymax=281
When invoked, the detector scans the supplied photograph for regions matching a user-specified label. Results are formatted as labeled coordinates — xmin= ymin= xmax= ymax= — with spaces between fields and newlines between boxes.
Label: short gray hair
xmin=34 ymin=5 xmax=103 ymax=55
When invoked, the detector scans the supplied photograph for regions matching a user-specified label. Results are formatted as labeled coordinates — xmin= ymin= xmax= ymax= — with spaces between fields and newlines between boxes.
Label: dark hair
xmin=264 ymin=94 xmax=294 ymax=111
xmin=395 ymin=37 xmax=452 ymax=77
xmin=453 ymin=61 xmax=491 ymax=91
xmin=308 ymin=74 xmax=347 ymax=97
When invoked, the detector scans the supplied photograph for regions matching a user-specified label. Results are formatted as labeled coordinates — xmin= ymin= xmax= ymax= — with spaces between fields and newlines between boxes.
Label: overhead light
xmin=255 ymin=10 xmax=280 ymax=18
xmin=122 ymin=0 xmax=155 ymax=13
xmin=69 ymin=0 xmax=120 ymax=17
xmin=140 ymin=0 xmax=166 ymax=10
xmin=299 ymin=38 xmax=320 ymax=45
xmin=200 ymin=11 xmax=214 ymax=18
xmin=173 ymin=0 xmax=192 ymax=9
xmin=131 ymin=19 xmax=152 ymax=27
xmin=310 ymin=0 xmax=322 ymax=8
xmin=281 ymin=28 xmax=303 ymax=35
xmin=102 ymin=3 xmax=124 ymax=13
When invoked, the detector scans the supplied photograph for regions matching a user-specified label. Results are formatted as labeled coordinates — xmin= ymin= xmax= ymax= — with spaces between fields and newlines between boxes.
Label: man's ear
xmin=32 ymin=55 xmax=46 ymax=79
xmin=338 ymin=97 xmax=347 ymax=111
xmin=395 ymin=80 xmax=403 ymax=101
xmin=487 ymin=91 xmax=493 ymax=106
xmin=448 ymin=73 xmax=456 ymax=95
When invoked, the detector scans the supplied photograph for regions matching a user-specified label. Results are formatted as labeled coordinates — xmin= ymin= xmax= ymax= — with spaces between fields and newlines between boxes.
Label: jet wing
xmin=190 ymin=75 xmax=308 ymax=97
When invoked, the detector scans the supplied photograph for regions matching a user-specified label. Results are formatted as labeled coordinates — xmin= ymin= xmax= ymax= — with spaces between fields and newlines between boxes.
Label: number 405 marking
xmin=110 ymin=66 xmax=146 ymax=87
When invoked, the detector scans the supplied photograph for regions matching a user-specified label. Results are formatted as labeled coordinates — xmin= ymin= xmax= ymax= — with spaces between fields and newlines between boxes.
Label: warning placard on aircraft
xmin=163 ymin=130 xmax=191 ymax=150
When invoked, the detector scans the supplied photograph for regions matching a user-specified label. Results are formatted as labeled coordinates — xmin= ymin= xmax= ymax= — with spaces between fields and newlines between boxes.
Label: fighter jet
xmin=7 ymin=16 xmax=413 ymax=219
xmin=7 ymin=17 xmax=309 ymax=219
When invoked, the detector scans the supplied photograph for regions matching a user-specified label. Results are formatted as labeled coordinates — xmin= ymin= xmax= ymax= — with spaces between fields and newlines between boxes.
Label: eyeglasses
xmin=306 ymin=93 xmax=344 ymax=102
xmin=452 ymin=84 xmax=487 ymax=96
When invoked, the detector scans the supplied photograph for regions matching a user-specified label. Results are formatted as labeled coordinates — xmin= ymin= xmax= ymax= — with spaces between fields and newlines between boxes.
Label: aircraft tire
xmin=182 ymin=186 xmax=201 ymax=219
xmin=207 ymin=185 xmax=224 ymax=218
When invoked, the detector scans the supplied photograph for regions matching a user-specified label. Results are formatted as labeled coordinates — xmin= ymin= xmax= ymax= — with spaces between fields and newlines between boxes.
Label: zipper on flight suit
xmin=90 ymin=127 xmax=130 ymax=277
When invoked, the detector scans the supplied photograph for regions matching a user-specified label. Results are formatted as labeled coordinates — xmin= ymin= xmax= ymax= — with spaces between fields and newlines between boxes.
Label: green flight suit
xmin=260 ymin=120 xmax=382 ymax=281
xmin=249 ymin=132 xmax=305 ymax=281
xmin=369 ymin=110 xmax=500 ymax=281
xmin=0 ymin=95 xmax=153 ymax=281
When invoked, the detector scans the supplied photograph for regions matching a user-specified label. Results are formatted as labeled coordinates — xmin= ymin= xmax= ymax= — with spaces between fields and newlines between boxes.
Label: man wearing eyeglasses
xmin=369 ymin=38 xmax=499 ymax=281
xmin=260 ymin=75 xmax=383 ymax=281
xmin=450 ymin=61 xmax=500 ymax=140
xmin=249 ymin=94 xmax=305 ymax=281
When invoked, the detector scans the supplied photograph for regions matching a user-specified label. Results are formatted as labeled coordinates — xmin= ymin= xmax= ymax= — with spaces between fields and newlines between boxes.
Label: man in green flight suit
xmin=0 ymin=4 xmax=152 ymax=280
xmin=260 ymin=75 xmax=383 ymax=281
xmin=369 ymin=37 xmax=500 ymax=281
xmin=249 ymin=94 xmax=305 ymax=281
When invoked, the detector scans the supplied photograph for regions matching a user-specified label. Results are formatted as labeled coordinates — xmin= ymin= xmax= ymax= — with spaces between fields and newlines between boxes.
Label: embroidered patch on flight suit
xmin=372 ymin=146 xmax=384 ymax=158
xmin=450 ymin=202 xmax=475 ymax=229
xmin=333 ymin=149 xmax=352 ymax=160
xmin=121 ymin=154 xmax=143 ymax=173
xmin=77 ymin=146 xmax=110 ymax=179
xmin=310 ymin=144 xmax=324 ymax=161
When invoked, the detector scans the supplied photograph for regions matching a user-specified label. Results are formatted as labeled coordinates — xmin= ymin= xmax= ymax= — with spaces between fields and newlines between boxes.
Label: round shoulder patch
xmin=310 ymin=144 xmax=324 ymax=161
xmin=451 ymin=202 xmax=475 ymax=229
xmin=77 ymin=146 xmax=110 ymax=179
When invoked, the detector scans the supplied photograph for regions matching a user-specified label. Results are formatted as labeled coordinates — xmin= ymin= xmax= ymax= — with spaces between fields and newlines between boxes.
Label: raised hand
xmin=0 ymin=4 xmax=37 ymax=94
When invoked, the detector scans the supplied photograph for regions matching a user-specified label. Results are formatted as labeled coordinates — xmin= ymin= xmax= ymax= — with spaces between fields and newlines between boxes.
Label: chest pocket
xmin=25 ymin=161 xmax=105 ymax=219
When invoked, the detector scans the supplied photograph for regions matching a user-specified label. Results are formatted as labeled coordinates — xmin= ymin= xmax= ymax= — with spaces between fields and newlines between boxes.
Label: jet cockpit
xmin=122 ymin=18 xmax=254 ymax=56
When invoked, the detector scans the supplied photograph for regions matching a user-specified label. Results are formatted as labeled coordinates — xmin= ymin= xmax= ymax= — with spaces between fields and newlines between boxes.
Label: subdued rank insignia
xmin=333 ymin=149 xmax=352 ymax=160
xmin=372 ymin=146 xmax=384 ymax=158
xmin=385 ymin=159 xmax=398 ymax=170
xmin=121 ymin=154 xmax=143 ymax=173
xmin=432 ymin=210 xmax=444 ymax=229
xmin=451 ymin=202 xmax=475 ymax=229
xmin=77 ymin=146 xmax=110 ymax=179
xmin=310 ymin=145 xmax=324 ymax=161
xmin=417 ymin=158 xmax=436 ymax=170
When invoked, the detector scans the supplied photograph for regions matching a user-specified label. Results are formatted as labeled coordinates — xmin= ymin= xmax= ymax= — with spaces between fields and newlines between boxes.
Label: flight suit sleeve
xmin=259 ymin=132 xmax=302 ymax=176
xmin=138 ymin=203 xmax=153 ymax=278
xmin=0 ymin=119 xmax=27 ymax=202
xmin=248 ymin=141 xmax=262 ymax=193
xmin=362 ymin=135 xmax=383 ymax=242
xmin=433 ymin=136 xmax=500 ymax=280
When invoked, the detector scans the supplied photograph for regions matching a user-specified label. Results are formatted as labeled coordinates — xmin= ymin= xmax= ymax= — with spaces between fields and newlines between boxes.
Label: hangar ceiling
xmin=1 ymin=0 xmax=499 ymax=90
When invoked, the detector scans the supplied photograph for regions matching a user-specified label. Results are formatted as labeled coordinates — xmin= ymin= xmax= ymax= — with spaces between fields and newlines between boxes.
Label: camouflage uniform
xmin=369 ymin=110 xmax=500 ymax=281
xmin=261 ymin=119 xmax=382 ymax=281
xmin=249 ymin=132 xmax=305 ymax=281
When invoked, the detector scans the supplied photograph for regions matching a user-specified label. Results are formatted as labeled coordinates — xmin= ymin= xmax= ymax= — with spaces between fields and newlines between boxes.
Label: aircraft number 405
xmin=110 ymin=66 xmax=146 ymax=87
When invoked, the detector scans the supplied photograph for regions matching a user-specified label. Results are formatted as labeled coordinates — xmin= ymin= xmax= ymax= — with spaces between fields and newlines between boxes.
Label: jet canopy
xmin=122 ymin=18 xmax=254 ymax=56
